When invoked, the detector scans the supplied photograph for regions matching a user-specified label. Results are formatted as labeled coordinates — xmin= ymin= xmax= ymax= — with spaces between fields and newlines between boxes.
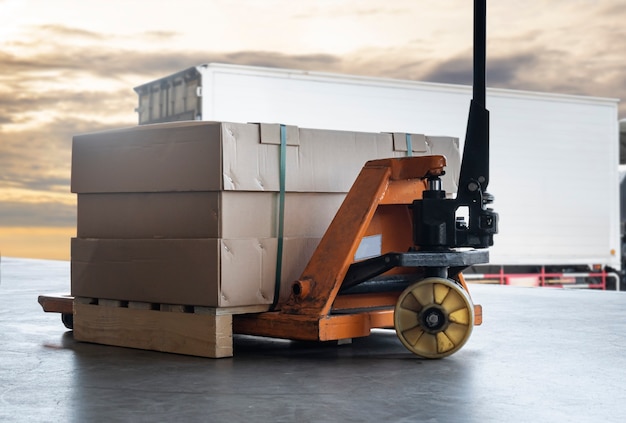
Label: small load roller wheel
xmin=61 ymin=313 xmax=74 ymax=330
xmin=394 ymin=277 xmax=474 ymax=358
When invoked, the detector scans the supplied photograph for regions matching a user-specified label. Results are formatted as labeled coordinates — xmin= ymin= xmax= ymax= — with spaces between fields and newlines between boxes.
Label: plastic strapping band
xmin=405 ymin=133 xmax=413 ymax=157
xmin=271 ymin=124 xmax=287 ymax=310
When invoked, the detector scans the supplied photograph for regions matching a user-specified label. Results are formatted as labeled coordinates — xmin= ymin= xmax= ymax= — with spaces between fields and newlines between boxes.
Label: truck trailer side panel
xmin=135 ymin=63 xmax=621 ymax=270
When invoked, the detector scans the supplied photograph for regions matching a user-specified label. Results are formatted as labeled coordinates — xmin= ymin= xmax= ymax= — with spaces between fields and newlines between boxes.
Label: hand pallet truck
xmin=39 ymin=0 xmax=497 ymax=358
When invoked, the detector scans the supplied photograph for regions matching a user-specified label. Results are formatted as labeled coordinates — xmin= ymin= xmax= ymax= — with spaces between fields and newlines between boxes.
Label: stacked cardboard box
xmin=71 ymin=121 xmax=460 ymax=308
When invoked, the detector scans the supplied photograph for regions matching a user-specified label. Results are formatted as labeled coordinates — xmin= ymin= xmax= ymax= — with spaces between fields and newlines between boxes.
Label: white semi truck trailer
xmin=134 ymin=63 xmax=622 ymax=289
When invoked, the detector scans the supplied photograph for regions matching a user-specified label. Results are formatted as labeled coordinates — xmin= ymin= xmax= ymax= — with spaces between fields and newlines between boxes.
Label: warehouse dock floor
xmin=2 ymin=257 xmax=626 ymax=422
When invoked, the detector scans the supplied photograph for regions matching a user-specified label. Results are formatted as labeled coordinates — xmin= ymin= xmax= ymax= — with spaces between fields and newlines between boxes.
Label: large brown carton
xmin=71 ymin=121 xmax=460 ymax=307
xmin=71 ymin=237 xmax=319 ymax=307
xmin=71 ymin=121 xmax=460 ymax=194
xmin=76 ymin=191 xmax=344 ymax=239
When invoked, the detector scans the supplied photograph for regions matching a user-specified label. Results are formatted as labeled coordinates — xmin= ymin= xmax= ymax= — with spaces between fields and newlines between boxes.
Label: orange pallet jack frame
xmin=233 ymin=155 xmax=485 ymax=358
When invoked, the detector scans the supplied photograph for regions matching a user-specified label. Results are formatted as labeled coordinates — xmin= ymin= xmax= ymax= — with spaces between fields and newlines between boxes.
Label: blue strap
xmin=271 ymin=124 xmax=287 ymax=309
xmin=405 ymin=133 xmax=413 ymax=157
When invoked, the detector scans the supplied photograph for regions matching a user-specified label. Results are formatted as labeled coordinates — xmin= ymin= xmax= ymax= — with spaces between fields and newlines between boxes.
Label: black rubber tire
xmin=61 ymin=313 xmax=74 ymax=330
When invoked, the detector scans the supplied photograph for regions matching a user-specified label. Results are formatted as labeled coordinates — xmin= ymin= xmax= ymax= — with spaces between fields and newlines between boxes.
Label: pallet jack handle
xmin=413 ymin=0 xmax=497 ymax=250
xmin=458 ymin=0 xmax=490 ymax=202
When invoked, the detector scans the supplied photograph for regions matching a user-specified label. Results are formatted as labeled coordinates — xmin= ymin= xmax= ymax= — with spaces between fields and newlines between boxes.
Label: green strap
xmin=271 ymin=124 xmax=287 ymax=310
xmin=405 ymin=133 xmax=413 ymax=157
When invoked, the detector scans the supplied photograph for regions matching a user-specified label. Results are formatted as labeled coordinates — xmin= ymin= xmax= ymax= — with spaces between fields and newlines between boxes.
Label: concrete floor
xmin=2 ymin=257 xmax=626 ymax=423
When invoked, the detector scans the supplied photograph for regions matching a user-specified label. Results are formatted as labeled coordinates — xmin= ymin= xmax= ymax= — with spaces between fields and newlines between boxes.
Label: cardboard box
xmin=71 ymin=237 xmax=320 ymax=307
xmin=70 ymin=121 xmax=461 ymax=308
xmin=71 ymin=121 xmax=460 ymax=195
xmin=76 ymin=191 xmax=344 ymax=239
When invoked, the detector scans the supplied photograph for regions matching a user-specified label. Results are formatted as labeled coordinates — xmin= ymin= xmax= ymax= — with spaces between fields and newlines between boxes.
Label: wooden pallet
xmin=73 ymin=297 xmax=269 ymax=358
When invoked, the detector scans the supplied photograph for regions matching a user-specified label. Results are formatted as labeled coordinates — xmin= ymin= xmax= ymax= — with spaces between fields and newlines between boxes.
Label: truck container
xmin=134 ymin=63 xmax=622 ymax=289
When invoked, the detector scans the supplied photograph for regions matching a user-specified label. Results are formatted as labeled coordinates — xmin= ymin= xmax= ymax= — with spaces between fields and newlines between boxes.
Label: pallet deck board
xmin=73 ymin=297 xmax=269 ymax=358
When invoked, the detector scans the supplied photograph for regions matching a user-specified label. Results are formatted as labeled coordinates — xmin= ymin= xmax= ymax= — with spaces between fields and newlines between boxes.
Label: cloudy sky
xmin=1 ymin=0 xmax=625 ymax=260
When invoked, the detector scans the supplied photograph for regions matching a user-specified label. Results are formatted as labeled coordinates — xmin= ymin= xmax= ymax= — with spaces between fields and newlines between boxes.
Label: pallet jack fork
xmin=39 ymin=0 xmax=497 ymax=359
